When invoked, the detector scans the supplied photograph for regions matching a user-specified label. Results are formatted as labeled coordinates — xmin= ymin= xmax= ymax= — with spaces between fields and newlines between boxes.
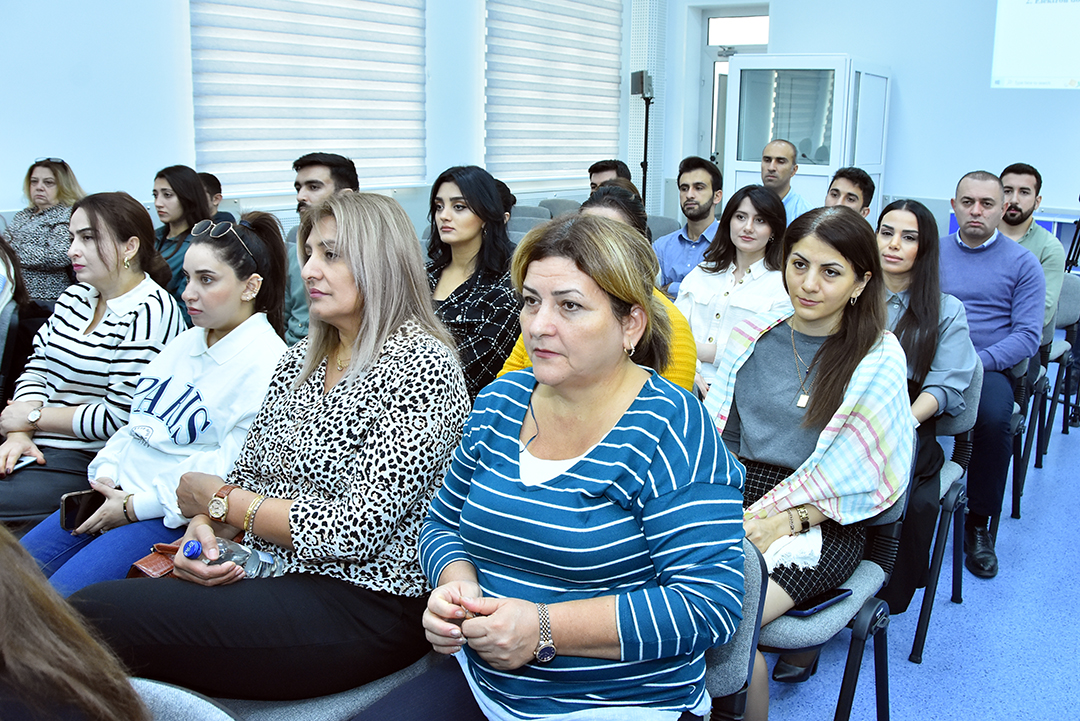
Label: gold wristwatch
xmin=207 ymin=484 xmax=241 ymax=522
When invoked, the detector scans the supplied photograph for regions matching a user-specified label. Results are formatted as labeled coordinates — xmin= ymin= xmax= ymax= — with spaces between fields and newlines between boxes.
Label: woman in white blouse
xmin=675 ymin=185 xmax=791 ymax=396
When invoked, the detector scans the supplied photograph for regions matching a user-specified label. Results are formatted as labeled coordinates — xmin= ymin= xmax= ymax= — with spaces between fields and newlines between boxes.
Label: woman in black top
xmin=426 ymin=166 xmax=520 ymax=402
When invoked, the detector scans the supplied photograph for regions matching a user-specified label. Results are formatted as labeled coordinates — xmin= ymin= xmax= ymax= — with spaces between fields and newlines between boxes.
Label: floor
xmin=764 ymin=402 xmax=1077 ymax=720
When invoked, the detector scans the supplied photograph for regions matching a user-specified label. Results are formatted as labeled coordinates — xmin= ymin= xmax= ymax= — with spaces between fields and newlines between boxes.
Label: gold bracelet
xmin=796 ymin=505 xmax=810 ymax=533
xmin=122 ymin=493 xmax=136 ymax=523
xmin=244 ymin=495 xmax=267 ymax=534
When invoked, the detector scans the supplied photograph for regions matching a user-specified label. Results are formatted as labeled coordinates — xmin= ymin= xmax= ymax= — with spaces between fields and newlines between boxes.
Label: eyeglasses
xmin=35 ymin=157 xmax=67 ymax=165
xmin=191 ymin=219 xmax=256 ymax=263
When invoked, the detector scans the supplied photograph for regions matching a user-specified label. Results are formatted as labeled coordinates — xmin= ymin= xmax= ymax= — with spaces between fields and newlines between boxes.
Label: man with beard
xmin=939 ymin=170 xmax=1044 ymax=579
xmin=761 ymin=139 xmax=811 ymax=222
xmin=283 ymin=153 xmax=359 ymax=345
xmin=652 ymin=156 xmax=722 ymax=298
xmin=999 ymin=163 xmax=1064 ymax=328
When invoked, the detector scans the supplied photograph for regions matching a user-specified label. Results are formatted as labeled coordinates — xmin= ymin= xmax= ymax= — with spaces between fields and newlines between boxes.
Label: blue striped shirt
xmin=420 ymin=370 xmax=746 ymax=718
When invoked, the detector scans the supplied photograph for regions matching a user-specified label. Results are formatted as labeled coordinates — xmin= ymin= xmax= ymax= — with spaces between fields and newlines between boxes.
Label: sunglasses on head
xmin=191 ymin=219 xmax=256 ymax=263
xmin=35 ymin=157 xmax=67 ymax=165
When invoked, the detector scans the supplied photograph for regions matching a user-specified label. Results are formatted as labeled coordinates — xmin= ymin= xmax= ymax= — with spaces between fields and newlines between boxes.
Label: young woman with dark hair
xmin=20 ymin=212 xmax=289 ymax=595
xmin=153 ymin=164 xmax=213 ymax=320
xmin=0 ymin=192 xmax=185 ymax=527
xmin=0 ymin=525 xmax=150 ymax=720
xmin=705 ymin=206 xmax=915 ymax=720
xmin=427 ymin=165 xmax=520 ymax=401
xmin=874 ymin=199 xmax=977 ymax=614
xmin=676 ymin=185 xmax=791 ymax=396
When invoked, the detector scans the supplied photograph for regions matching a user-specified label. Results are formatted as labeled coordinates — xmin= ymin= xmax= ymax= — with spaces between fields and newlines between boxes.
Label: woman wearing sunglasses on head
xmin=20 ymin=213 xmax=288 ymax=596
xmin=8 ymin=157 xmax=86 ymax=302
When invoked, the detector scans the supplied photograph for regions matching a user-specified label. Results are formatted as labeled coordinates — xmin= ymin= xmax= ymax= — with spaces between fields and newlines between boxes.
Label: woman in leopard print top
xmin=73 ymin=193 xmax=469 ymax=701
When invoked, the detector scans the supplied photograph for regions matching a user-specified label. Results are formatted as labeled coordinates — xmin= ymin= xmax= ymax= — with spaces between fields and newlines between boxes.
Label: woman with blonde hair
xmin=72 ymin=193 xmax=470 ymax=701
xmin=362 ymin=214 xmax=746 ymax=720
xmin=8 ymin=157 xmax=86 ymax=301
xmin=0 ymin=525 xmax=150 ymax=720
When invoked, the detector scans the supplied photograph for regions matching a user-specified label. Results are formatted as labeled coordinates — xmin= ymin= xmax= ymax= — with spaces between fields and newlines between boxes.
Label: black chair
xmin=755 ymin=454 xmax=915 ymax=721
xmin=0 ymin=300 xmax=21 ymax=406
xmin=1040 ymin=273 xmax=1080 ymax=456
xmin=909 ymin=359 xmax=982 ymax=663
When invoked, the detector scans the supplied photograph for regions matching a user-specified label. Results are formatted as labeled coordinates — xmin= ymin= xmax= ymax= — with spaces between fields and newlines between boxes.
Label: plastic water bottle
xmin=182 ymin=538 xmax=286 ymax=578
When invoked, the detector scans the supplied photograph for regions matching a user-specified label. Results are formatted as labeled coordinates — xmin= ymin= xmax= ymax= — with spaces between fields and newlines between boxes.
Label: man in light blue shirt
xmin=652 ymin=156 xmax=722 ymax=298
xmin=761 ymin=139 xmax=812 ymax=222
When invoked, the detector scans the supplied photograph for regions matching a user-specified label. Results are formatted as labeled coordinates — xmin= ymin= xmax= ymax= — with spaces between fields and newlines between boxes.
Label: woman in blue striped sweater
xmin=0 ymin=192 xmax=185 ymax=526
xmin=363 ymin=214 xmax=746 ymax=720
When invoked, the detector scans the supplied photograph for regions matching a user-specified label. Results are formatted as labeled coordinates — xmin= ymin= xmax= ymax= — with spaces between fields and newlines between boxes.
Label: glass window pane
xmin=736 ymin=69 xmax=835 ymax=165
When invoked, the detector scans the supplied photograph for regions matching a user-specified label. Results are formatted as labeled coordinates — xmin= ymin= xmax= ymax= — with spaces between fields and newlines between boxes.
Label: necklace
xmin=334 ymin=350 xmax=351 ymax=371
xmin=790 ymin=325 xmax=813 ymax=408
xmin=523 ymin=399 xmax=539 ymax=450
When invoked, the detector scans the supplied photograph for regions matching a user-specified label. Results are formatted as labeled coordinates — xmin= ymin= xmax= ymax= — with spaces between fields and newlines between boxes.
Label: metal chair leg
xmin=909 ymin=482 xmax=963 ymax=663
xmin=951 ymin=488 xmax=966 ymax=604
xmin=834 ymin=599 xmax=889 ymax=721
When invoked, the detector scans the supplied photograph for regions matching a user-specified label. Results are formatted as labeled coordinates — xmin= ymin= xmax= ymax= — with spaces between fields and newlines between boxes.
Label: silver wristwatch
xmin=534 ymin=602 xmax=557 ymax=663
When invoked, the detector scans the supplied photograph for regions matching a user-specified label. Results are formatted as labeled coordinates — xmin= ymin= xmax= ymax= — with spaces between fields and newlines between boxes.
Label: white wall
xmin=0 ymin=1 xmax=195 ymax=213
xmin=660 ymin=0 xmax=1080 ymax=217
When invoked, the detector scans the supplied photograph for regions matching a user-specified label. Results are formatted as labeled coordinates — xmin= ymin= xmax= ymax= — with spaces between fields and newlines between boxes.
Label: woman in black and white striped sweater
xmin=0 ymin=192 xmax=185 ymax=526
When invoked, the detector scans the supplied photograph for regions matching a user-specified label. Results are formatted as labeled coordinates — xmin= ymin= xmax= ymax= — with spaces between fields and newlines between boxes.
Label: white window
xmin=190 ymin=0 xmax=426 ymax=196
xmin=484 ymin=0 xmax=624 ymax=182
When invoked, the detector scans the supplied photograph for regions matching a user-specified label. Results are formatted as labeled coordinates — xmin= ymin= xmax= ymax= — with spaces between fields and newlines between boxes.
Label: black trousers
xmin=877 ymin=419 xmax=944 ymax=615
xmin=71 ymin=573 xmax=429 ymax=700
xmin=354 ymin=657 xmax=704 ymax=721
xmin=0 ymin=447 xmax=96 ymax=524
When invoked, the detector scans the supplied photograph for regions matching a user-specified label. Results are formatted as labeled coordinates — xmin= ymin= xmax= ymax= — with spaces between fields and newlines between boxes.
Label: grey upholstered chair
xmin=706 ymin=538 xmax=768 ymax=720
xmin=538 ymin=197 xmax=581 ymax=217
xmin=510 ymin=204 xmax=551 ymax=219
xmin=756 ymin=466 xmax=914 ymax=721
xmin=132 ymin=677 xmax=242 ymax=720
xmin=646 ymin=214 xmax=681 ymax=239
xmin=213 ymin=652 xmax=447 ymax=721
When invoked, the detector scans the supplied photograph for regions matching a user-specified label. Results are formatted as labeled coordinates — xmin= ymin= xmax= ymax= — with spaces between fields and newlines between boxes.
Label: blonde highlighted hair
xmin=296 ymin=193 xmax=457 ymax=385
xmin=23 ymin=159 xmax=85 ymax=208
xmin=511 ymin=214 xmax=671 ymax=373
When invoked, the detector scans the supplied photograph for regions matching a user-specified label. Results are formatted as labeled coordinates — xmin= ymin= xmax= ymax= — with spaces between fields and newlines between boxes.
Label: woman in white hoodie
xmin=21 ymin=212 xmax=289 ymax=596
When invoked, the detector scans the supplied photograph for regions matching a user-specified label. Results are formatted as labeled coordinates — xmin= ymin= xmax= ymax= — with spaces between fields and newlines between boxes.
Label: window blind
xmin=484 ymin=0 xmax=623 ymax=182
xmin=190 ymin=0 xmax=426 ymax=196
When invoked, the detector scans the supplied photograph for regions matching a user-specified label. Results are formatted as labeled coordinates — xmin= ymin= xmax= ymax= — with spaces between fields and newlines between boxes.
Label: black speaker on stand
xmin=631 ymin=70 xmax=654 ymax=205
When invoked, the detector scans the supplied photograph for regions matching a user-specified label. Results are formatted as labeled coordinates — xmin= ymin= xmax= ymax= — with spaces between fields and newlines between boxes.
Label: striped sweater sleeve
xmin=615 ymin=391 xmax=746 ymax=661
xmin=70 ymin=292 xmax=185 ymax=441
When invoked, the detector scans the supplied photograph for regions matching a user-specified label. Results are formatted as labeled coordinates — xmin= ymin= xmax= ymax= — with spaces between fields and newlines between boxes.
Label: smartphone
xmin=13 ymin=455 xmax=37 ymax=472
xmin=785 ymin=587 xmax=853 ymax=617
xmin=60 ymin=489 xmax=106 ymax=533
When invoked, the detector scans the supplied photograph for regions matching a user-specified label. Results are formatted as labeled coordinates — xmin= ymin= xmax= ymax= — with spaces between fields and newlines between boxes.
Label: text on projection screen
xmin=992 ymin=0 xmax=1080 ymax=89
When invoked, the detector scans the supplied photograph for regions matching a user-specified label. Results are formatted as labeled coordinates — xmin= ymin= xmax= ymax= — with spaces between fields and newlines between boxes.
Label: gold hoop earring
xmin=123 ymin=257 xmax=131 ymax=269
xmin=625 ymin=345 xmax=635 ymax=358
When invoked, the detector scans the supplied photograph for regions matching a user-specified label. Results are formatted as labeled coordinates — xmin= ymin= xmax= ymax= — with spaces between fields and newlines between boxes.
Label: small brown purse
xmin=127 ymin=539 xmax=185 ymax=579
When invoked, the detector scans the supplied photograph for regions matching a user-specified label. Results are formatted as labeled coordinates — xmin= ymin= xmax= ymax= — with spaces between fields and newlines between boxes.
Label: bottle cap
xmin=182 ymin=540 xmax=203 ymax=559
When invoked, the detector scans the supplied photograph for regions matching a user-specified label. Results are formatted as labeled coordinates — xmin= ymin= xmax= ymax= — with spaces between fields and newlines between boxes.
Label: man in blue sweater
xmin=939 ymin=170 xmax=1044 ymax=579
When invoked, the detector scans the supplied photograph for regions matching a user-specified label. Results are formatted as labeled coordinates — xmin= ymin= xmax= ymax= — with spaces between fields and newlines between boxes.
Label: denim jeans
xmin=20 ymin=510 xmax=180 ymax=596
